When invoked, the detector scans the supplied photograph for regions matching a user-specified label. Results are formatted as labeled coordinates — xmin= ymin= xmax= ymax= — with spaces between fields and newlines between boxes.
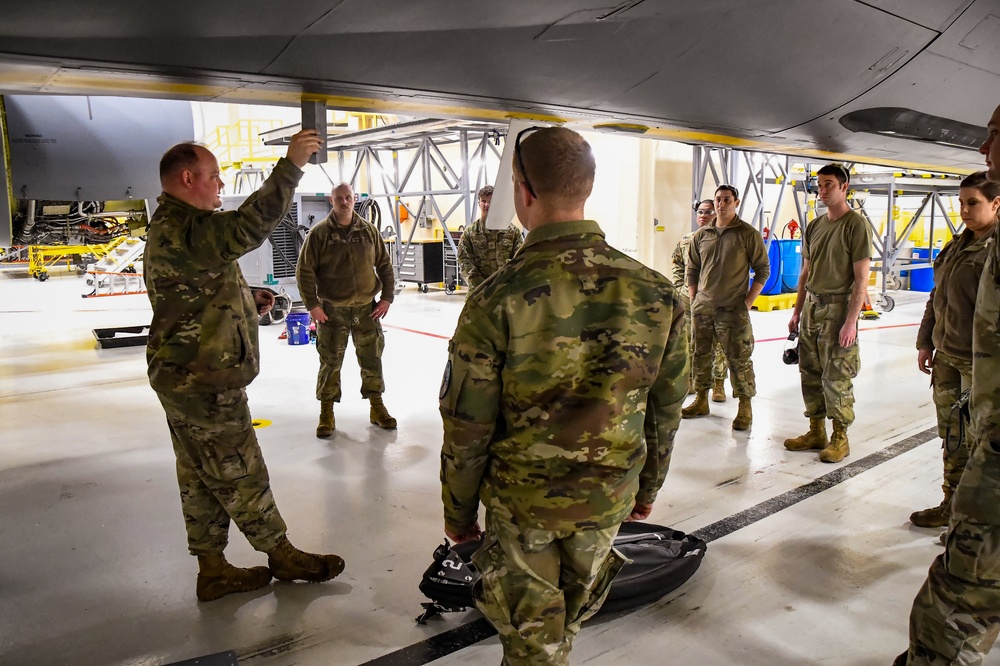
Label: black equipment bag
xmin=416 ymin=522 xmax=707 ymax=624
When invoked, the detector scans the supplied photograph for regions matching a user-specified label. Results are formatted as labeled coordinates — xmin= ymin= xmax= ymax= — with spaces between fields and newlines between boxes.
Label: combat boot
xmin=267 ymin=536 xmax=345 ymax=583
xmin=681 ymin=390 xmax=710 ymax=418
xmin=712 ymin=378 xmax=727 ymax=403
xmin=732 ymin=397 xmax=752 ymax=430
xmin=784 ymin=417 xmax=828 ymax=451
xmin=910 ymin=488 xmax=954 ymax=528
xmin=819 ymin=420 xmax=850 ymax=463
xmin=893 ymin=652 xmax=908 ymax=666
xmin=196 ymin=554 xmax=271 ymax=602
xmin=369 ymin=395 xmax=397 ymax=429
xmin=316 ymin=400 xmax=335 ymax=438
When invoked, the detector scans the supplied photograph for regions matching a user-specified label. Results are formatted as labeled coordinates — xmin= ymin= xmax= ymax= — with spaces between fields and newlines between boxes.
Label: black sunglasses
xmin=514 ymin=126 xmax=545 ymax=198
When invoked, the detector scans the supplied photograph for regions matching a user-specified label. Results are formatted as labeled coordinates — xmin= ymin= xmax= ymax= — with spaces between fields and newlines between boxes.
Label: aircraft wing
xmin=0 ymin=0 xmax=998 ymax=172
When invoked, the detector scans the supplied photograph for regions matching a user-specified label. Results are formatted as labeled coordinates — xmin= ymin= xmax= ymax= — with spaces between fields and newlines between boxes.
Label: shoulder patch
xmin=439 ymin=360 xmax=452 ymax=400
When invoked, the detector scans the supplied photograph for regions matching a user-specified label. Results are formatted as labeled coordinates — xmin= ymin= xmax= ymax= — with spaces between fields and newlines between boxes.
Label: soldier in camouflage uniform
xmin=784 ymin=164 xmax=872 ymax=464
xmin=671 ymin=199 xmax=727 ymax=398
xmin=896 ymin=106 xmax=1000 ymax=666
xmin=439 ymin=127 xmax=688 ymax=665
xmin=146 ymin=131 xmax=344 ymax=602
xmin=910 ymin=172 xmax=998 ymax=528
xmin=458 ymin=184 xmax=524 ymax=290
xmin=683 ymin=185 xmax=769 ymax=430
xmin=296 ymin=182 xmax=397 ymax=436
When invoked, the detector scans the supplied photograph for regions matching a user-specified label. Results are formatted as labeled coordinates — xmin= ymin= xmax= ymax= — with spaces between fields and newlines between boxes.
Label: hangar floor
xmin=1 ymin=268 xmax=993 ymax=666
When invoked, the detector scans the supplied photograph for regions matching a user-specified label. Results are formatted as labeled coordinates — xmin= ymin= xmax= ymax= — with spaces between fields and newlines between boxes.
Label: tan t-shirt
xmin=802 ymin=210 xmax=872 ymax=295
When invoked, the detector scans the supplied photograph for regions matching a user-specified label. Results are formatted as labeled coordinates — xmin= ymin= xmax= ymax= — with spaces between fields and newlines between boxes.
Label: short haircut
xmin=697 ymin=199 xmax=714 ymax=210
xmin=477 ymin=185 xmax=494 ymax=200
xmin=715 ymin=185 xmax=739 ymax=200
xmin=514 ymin=127 xmax=595 ymax=202
xmin=818 ymin=163 xmax=850 ymax=185
xmin=159 ymin=143 xmax=203 ymax=185
xmin=961 ymin=171 xmax=1000 ymax=201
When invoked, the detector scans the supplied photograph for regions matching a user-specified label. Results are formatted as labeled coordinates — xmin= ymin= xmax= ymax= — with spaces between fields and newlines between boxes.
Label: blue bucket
xmin=286 ymin=312 xmax=311 ymax=345
xmin=778 ymin=239 xmax=802 ymax=292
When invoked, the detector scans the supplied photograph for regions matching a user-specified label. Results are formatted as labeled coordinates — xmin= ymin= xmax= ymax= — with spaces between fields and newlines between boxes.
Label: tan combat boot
xmin=369 ymin=395 xmax=397 ymax=429
xmin=316 ymin=400 xmax=335 ymax=438
xmin=819 ymin=420 xmax=850 ymax=463
xmin=267 ymin=536 xmax=345 ymax=583
xmin=732 ymin=397 xmax=752 ymax=431
xmin=910 ymin=488 xmax=954 ymax=528
xmin=681 ymin=390 xmax=710 ymax=418
xmin=711 ymin=378 xmax=727 ymax=403
xmin=196 ymin=553 xmax=272 ymax=602
xmin=784 ymin=417 xmax=828 ymax=451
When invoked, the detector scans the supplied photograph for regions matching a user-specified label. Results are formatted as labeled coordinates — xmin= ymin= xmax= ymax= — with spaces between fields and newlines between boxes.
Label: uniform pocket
xmin=199 ymin=391 xmax=251 ymax=481
xmin=566 ymin=545 xmax=627 ymax=626
xmin=470 ymin=537 xmax=513 ymax=628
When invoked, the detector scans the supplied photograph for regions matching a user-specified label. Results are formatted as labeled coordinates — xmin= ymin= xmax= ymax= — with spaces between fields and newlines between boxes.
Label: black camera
xmin=782 ymin=332 xmax=799 ymax=365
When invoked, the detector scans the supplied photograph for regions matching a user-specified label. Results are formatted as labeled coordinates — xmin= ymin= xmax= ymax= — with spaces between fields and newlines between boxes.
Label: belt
xmin=806 ymin=291 xmax=850 ymax=305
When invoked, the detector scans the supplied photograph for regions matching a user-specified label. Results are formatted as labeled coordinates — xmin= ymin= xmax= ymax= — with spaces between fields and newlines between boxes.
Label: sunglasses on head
xmin=514 ymin=126 xmax=545 ymax=198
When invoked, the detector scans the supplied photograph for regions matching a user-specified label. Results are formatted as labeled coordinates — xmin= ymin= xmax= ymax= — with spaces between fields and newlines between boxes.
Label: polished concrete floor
xmin=1 ymin=267 xmax=995 ymax=666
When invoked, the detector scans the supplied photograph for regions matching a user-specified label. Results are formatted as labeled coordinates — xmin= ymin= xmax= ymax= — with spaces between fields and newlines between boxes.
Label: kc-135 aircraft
xmin=0 ymin=0 xmax=998 ymax=172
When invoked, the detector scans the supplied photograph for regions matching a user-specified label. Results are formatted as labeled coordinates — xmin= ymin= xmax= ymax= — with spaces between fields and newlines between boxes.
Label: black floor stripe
xmin=353 ymin=426 xmax=937 ymax=666
xmin=692 ymin=425 xmax=937 ymax=543
xmin=357 ymin=619 xmax=497 ymax=666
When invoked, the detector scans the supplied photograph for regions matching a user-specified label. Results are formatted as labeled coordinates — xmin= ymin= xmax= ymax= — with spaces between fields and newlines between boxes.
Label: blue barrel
xmin=910 ymin=247 xmax=939 ymax=292
xmin=286 ymin=311 xmax=311 ymax=345
xmin=758 ymin=240 xmax=782 ymax=295
xmin=778 ymin=239 xmax=802 ymax=292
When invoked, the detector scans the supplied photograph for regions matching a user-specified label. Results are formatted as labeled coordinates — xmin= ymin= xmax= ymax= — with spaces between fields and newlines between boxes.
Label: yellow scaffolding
xmin=28 ymin=235 xmax=129 ymax=281
xmin=205 ymin=119 xmax=286 ymax=171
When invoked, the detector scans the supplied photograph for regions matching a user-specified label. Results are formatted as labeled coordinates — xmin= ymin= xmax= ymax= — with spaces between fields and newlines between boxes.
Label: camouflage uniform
xmin=440 ymin=220 xmax=688 ymax=665
xmin=672 ymin=233 xmax=726 ymax=383
xmin=145 ymin=158 xmax=303 ymax=556
xmin=458 ymin=217 xmax=524 ymax=290
xmin=685 ymin=216 xmax=769 ymax=396
xmin=296 ymin=212 xmax=395 ymax=402
xmin=905 ymin=223 xmax=1000 ymax=665
xmin=915 ymin=229 xmax=993 ymax=499
xmin=797 ymin=210 xmax=872 ymax=426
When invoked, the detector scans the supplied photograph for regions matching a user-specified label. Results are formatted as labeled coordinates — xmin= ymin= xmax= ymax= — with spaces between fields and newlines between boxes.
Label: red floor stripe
xmin=382 ymin=323 xmax=452 ymax=340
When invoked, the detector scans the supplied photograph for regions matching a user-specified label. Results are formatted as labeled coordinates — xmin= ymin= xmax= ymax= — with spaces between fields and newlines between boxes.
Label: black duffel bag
xmin=416 ymin=521 xmax=706 ymax=624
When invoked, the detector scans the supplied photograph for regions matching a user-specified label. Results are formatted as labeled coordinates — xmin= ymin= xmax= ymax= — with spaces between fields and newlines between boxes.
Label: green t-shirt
xmin=802 ymin=210 xmax=872 ymax=295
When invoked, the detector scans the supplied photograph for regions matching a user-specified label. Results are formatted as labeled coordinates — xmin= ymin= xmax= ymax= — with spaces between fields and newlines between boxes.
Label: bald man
xmin=146 ymin=130 xmax=344 ymax=602
xmin=296 ymin=182 xmax=397 ymax=436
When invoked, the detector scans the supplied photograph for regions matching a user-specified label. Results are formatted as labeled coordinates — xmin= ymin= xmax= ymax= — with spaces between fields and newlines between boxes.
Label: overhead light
xmin=840 ymin=107 xmax=986 ymax=150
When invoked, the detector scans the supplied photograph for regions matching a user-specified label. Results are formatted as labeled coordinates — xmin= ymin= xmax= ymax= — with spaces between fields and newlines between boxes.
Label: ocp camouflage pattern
xmin=458 ymin=218 xmax=524 ymax=290
xmin=440 ymin=219 xmax=689 ymax=536
xmin=145 ymin=158 xmax=302 ymax=393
